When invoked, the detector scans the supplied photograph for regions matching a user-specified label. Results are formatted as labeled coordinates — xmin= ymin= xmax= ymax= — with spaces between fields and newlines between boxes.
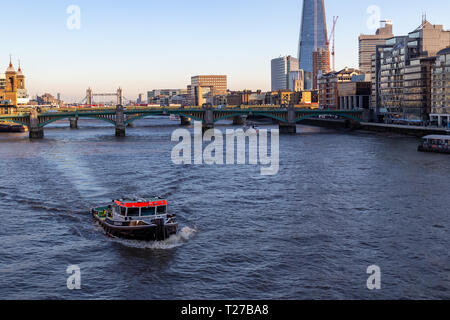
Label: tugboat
xmin=92 ymin=197 xmax=178 ymax=241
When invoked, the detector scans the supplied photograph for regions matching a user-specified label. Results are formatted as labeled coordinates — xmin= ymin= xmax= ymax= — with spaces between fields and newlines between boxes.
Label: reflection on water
xmin=0 ymin=118 xmax=449 ymax=299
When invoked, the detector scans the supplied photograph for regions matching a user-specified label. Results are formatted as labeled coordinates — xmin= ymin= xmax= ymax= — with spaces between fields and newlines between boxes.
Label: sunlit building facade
xmin=190 ymin=75 xmax=227 ymax=106
xmin=0 ymin=59 xmax=28 ymax=105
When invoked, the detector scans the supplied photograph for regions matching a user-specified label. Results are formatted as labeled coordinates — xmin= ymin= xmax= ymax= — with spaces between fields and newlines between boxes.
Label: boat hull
xmin=92 ymin=209 xmax=178 ymax=241
xmin=418 ymin=145 xmax=450 ymax=154
xmin=0 ymin=123 xmax=26 ymax=133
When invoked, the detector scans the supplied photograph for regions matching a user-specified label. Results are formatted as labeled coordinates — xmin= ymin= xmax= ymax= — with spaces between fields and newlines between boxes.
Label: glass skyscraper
xmin=298 ymin=0 xmax=328 ymax=73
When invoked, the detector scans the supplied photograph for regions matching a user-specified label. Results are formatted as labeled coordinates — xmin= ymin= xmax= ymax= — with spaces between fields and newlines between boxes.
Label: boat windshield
xmin=127 ymin=208 xmax=140 ymax=217
xmin=157 ymin=206 xmax=166 ymax=214
xmin=141 ymin=207 xmax=155 ymax=216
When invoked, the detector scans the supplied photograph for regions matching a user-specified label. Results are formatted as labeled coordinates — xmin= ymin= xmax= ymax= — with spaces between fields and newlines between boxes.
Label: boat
xmin=418 ymin=135 xmax=450 ymax=154
xmin=92 ymin=197 xmax=178 ymax=241
xmin=0 ymin=122 xmax=26 ymax=133
xmin=169 ymin=114 xmax=181 ymax=121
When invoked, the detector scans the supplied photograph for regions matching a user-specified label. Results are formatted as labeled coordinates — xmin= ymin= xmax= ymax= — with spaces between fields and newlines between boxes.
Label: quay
xmin=301 ymin=118 xmax=449 ymax=137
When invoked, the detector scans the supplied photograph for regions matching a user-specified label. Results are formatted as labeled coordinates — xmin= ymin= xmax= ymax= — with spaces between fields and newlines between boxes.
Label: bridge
xmin=0 ymin=105 xmax=366 ymax=139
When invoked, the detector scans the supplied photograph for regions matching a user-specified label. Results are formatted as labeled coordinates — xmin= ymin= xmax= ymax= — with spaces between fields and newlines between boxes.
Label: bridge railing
xmin=5 ymin=105 xmax=365 ymax=116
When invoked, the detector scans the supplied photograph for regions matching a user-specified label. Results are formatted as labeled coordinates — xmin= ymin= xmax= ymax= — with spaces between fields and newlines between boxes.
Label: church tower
xmin=5 ymin=57 xmax=18 ymax=105
xmin=16 ymin=61 xmax=25 ymax=90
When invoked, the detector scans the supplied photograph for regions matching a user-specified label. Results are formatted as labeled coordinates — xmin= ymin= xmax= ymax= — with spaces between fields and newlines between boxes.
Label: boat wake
xmin=111 ymin=226 xmax=197 ymax=250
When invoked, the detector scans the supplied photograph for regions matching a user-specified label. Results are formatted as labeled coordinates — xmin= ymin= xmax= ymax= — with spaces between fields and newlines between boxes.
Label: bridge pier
xmin=232 ymin=116 xmax=245 ymax=126
xmin=279 ymin=106 xmax=297 ymax=134
xmin=115 ymin=105 xmax=126 ymax=137
xmin=29 ymin=109 xmax=44 ymax=139
xmin=203 ymin=106 xmax=214 ymax=133
xmin=69 ymin=117 xmax=78 ymax=129
xmin=279 ymin=123 xmax=297 ymax=134
xmin=180 ymin=116 xmax=191 ymax=126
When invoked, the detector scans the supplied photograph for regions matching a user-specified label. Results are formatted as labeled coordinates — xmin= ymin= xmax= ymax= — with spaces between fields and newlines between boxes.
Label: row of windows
xmin=117 ymin=206 xmax=167 ymax=217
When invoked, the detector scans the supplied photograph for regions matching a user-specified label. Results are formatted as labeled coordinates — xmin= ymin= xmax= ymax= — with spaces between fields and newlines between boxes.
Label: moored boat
xmin=418 ymin=135 xmax=450 ymax=154
xmin=92 ymin=197 xmax=178 ymax=241
xmin=0 ymin=122 xmax=26 ymax=132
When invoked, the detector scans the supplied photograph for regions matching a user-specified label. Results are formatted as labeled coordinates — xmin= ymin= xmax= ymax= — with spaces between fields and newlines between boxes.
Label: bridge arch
xmin=125 ymin=112 xmax=204 ymax=125
xmin=38 ymin=115 xmax=116 ymax=127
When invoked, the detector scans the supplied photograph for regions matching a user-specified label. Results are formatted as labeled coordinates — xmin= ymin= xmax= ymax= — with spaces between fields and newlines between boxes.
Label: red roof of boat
xmin=114 ymin=200 xmax=167 ymax=208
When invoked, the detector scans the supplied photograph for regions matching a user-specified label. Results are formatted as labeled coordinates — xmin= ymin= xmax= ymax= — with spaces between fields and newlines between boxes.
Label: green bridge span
xmin=0 ymin=105 xmax=366 ymax=138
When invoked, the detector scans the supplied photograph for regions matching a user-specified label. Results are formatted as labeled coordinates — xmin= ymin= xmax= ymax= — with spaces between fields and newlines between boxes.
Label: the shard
xmin=298 ymin=0 xmax=328 ymax=73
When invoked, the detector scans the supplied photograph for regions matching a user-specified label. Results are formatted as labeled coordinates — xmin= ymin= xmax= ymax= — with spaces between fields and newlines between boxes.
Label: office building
xmin=338 ymin=74 xmax=372 ymax=110
xmin=375 ymin=20 xmax=450 ymax=121
xmin=271 ymin=56 xmax=299 ymax=91
xmin=312 ymin=48 xmax=330 ymax=90
xmin=359 ymin=21 xmax=394 ymax=75
xmin=318 ymin=67 xmax=363 ymax=109
xmin=190 ymin=75 xmax=227 ymax=106
xmin=430 ymin=47 xmax=450 ymax=127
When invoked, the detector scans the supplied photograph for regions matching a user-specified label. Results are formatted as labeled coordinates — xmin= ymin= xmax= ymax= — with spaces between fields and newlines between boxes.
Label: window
xmin=141 ymin=207 xmax=155 ymax=216
xmin=127 ymin=208 xmax=140 ymax=217
xmin=157 ymin=206 xmax=167 ymax=214
xmin=120 ymin=206 xmax=126 ymax=216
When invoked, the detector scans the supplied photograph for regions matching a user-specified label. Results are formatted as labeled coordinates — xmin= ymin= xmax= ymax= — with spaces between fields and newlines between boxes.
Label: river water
xmin=0 ymin=118 xmax=449 ymax=300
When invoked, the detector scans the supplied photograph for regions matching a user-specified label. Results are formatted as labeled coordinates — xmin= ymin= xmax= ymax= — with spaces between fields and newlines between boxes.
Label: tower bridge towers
xmin=117 ymin=87 xmax=123 ymax=105
xmin=86 ymin=88 xmax=93 ymax=105
xmin=85 ymin=87 xmax=123 ymax=106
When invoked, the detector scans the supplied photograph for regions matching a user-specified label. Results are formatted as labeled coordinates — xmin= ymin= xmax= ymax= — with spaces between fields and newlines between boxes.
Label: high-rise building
xmin=312 ymin=48 xmax=330 ymax=90
xmin=359 ymin=21 xmax=394 ymax=76
xmin=190 ymin=75 xmax=227 ymax=106
xmin=271 ymin=56 xmax=299 ymax=91
xmin=430 ymin=47 xmax=450 ymax=127
xmin=298 ymin=0 xmax=328 ymax=73
xmin=373 ymin=20 xmax=450 ymax=122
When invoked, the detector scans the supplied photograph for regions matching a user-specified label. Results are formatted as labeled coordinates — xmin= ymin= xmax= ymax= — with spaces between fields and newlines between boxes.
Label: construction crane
xmin=328 ymin=16 xmax=339 ymax=72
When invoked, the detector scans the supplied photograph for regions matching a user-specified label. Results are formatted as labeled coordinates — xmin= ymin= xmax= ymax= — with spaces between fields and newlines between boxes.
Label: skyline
xmin=2 ymin=0 xmax=450 ymax=102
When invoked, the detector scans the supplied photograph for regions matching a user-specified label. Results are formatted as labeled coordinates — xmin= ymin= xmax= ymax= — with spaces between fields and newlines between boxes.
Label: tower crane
xmin=327 ymin=16 xmax=339 ymax=72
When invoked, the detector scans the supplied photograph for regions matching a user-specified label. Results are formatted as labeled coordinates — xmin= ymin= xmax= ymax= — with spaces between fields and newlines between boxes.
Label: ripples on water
xmin=0 ymin=118 xmax=449 ymax=300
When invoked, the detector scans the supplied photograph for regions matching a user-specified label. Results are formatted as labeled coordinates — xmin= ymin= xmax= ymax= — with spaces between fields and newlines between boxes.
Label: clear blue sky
xmin=2 ymin=0 xmax=449 ymax=102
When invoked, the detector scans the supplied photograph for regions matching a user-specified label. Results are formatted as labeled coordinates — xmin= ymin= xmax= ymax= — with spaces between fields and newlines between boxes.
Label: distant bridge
xmin=0 ymin=105 xmax=366 ymax=138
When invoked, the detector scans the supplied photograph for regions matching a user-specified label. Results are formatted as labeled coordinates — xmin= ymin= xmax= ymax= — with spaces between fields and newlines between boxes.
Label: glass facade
xmin=271 ymin=56 xmax=299 ymax=91
xmin=431 ymin=49 xmax=450 ymax=115
xmin=298 ymin=0 xmax=328 ymax=73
